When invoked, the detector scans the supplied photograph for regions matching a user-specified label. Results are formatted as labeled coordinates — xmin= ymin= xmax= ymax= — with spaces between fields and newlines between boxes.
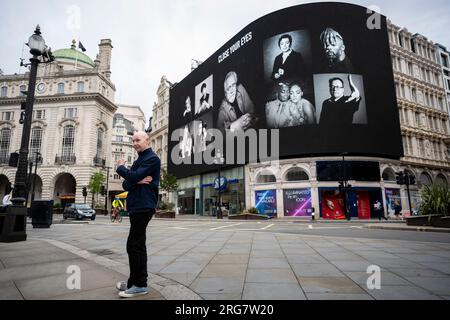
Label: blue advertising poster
xmin=255 ymin=190 xmax=277 ymax=216
xmin=283 ymin=189 xmax=312 ymax=217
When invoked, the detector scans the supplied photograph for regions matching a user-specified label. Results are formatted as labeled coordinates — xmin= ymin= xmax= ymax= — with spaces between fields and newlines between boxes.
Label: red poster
xmin=321 ymin=191 xmax=346 ymax=220
xmin=357 ymin=191 xmax=371 ymax=219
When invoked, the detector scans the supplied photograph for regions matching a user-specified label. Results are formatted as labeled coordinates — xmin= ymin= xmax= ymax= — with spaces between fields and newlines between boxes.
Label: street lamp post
xmin=214 ymin=150 xmax=225 ymax=219
xmin=104 ymin=166 xmax=112 ymax=215
xmin=31 ymin=152 xmax=42 ymax=202
xmin=0 ymin=26 xmax=53 ymax=243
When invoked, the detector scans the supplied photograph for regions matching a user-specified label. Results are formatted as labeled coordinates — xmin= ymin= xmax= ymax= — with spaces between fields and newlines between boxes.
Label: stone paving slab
xmin=190 ymin=277 xmax=244 ymax=294
xmin=404 ymin=277 xmax=450 ymax=296
xmin=298 ymin=277 xmax=366 ymax=294
xmin=306 ymin=293 xmax=374 ymax=300
xmin=291 ymin=263 xmax=345 ymax=277
xmin=363 ymin=285 xmax=443 ymax=300
xmin=210 ymin=254 xmax=249 ymax=264
xmin=0 ymin=281 xmax=24 ymax=300
xmin=242 ymin=283 xmax=306 ymax=300
xmin=246 ymin=268 xmax=298 ymax=284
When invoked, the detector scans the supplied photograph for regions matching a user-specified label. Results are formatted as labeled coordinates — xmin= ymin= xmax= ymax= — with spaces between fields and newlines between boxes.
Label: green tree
xmin=160 ymin=169 xmax=178 ymax=203
xmin=88 ymin=171 xmax=105 ymax=208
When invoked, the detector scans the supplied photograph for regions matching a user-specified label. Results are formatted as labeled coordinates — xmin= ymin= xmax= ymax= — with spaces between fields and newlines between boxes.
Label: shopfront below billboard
xmin=283 ymin=189 xmax=312 ymax=217
xmin=255 ymin=190 xmax=277 ymax=216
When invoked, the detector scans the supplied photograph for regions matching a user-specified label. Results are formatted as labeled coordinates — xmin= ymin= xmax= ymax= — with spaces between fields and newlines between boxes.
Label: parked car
xmin=63 ymin=203 xmax=96 ymax=220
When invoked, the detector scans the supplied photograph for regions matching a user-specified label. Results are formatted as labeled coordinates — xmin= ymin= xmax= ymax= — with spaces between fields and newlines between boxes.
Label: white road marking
xmin=308 ymin=225 xmax=313 ymax=229
xmin=210 ymin=223 xmax=243 ymax=231
xmin=261 ymin=224 xmax=274 ymax=230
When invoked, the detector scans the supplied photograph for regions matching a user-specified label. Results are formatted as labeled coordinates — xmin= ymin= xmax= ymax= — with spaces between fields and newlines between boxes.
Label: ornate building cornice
xmin=0 ymin=93 xmax=117 ymax=113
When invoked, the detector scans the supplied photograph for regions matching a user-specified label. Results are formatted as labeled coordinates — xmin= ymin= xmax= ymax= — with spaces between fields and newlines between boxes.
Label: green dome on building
xmin=53 ymin=42 xmax=95 ymax=68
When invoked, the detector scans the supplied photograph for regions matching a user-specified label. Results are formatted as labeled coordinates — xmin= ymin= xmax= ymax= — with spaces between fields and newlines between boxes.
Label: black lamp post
xmin=214 ymin=150 xmax=225 ymax=219
xmin=0 ymin=26 xmax=53 ymax=243
xmin=104 ymin=166 xmax=112 ymax=215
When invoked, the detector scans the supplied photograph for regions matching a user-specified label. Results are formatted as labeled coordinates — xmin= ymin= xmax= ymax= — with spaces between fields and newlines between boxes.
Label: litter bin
xmin=31 ymin=200 xmax=54 ymax=228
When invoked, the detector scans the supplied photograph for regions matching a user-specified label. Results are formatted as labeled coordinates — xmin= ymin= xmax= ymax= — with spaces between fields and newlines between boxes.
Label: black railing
xmin=55 ymin=154 xmax=76 ymax=165
xmin=93 ymin=156 xmax=106 ymax=167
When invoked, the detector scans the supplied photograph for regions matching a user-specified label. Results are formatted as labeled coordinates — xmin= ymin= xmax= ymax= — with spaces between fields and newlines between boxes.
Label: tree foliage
xmin=160 ymin=169 xmax=178 ymax=193
xmin=420 ymin=184 xmax=450 ymax=216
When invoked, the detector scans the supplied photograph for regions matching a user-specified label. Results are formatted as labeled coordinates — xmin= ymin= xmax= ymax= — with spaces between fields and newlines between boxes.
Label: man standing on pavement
xmin=115 ymin=130 xmax=161 ymax=298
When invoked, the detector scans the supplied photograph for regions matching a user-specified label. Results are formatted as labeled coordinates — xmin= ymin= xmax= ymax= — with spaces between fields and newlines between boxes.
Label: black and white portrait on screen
xmin=195 ymin=75 xmax=213 ymax=115
xmin=264 ymin=31 xmax=311 ymax=84
xmin=265 ymin=82 xmax=316 ymax=128
xmin=314 ymin=74 xmax=367 ymax=126
xmin=193 ymin=111 xmax=213 ymax=154
xmin=319 ymin=27 xmax=356 ymax=74
xmin=183 ymin=96 xmax=193 ymax=119
xmin=179 ymin=123 xmax=194 ymax=159
xmin=216 ymin=71 xmax=257 ymax=134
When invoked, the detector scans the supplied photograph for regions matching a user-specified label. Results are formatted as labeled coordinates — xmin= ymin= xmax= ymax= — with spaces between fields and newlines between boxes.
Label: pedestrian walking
xmin=373 ymin=199 xmax=387 ymax=221
xmin=114 ymin=131 xmax=161 ymax=298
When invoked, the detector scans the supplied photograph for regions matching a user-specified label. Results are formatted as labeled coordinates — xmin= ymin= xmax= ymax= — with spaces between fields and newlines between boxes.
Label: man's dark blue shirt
xmin=116 ymin=148 xmax=160 ymax=213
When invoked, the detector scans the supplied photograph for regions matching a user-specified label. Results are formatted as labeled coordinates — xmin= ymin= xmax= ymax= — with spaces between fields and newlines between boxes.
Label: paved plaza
xmin=1 ymin=217 xmax=450 ymax=300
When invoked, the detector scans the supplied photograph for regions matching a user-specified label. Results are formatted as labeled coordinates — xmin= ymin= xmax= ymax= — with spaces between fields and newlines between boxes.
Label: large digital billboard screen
xmin=168 ymin=2 xmax=403 ymax=178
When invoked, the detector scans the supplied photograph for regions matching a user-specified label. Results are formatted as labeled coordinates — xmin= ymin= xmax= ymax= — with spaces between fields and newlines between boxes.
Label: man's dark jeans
xmin=127 ymin=209 xmax=154 ymax=288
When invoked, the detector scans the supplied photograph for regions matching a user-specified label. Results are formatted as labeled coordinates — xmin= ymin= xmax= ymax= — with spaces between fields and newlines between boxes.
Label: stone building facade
xmin=0 ymin=39 xmax=116 ymax=207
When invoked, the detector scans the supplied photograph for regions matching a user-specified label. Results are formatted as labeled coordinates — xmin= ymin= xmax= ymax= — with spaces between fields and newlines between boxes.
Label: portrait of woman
xmin=271 ymin=34 xmax=307 ymax=82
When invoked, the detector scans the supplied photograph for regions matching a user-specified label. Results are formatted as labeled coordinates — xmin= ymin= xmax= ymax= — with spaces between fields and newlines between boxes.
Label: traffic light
xmin=408 ymin=174 xmax=416 ymax=186
xmin=82 ymin=187 xmax=87 ymax=197
xmin=396 ymin=171 xmax=405 ymax=185
xmin=100 ymin=185 xmax=106 ymax=196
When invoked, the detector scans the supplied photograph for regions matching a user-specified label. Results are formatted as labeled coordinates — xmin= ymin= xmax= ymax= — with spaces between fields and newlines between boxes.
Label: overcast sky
xmin=0 ymin=0 xmax=449 ymax=125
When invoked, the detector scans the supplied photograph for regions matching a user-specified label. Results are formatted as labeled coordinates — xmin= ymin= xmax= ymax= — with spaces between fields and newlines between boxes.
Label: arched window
xmin=96 ymin=128 xmax=104 ymax=159
xmin=382 ymin=168 xmax=396 ymax=182
xmin=256 ymin=173 xmax=276 ymax=184
xmin=57 ymin=83 xmax=65 ymax=94
xmin=435 ymin=174 xmax=448 ymax=187
xmin=1 ymin=86 xmax=7 ymax=98
xmin=419 ymin=172 xmax=433 ymax=187
xmin=0 ymin=128 xmax=11 ymax=164
xmin=30 ymin=127 xmax=43 ymax=163
xmin=77 ymin=81 xmax=84 ymax=93
xmin=62 ymin=125 xmax=75 ymax=161
xmin=285 ymin=168 xmax=309 ymax=181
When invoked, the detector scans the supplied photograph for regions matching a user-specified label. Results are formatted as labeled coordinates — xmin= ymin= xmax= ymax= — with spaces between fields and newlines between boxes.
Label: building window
xmin=0 ymin=128 xmax=11 ymax=164
xmin=1 ymin=86 xmax=7 ymax=98
xmin=2 ymin=111 xmax=14 ymax=121
xmin=114 ymin=174 xmax=120 ymax=180
xmin=30 ymin=127 xmax=43 ymax=162
xmin=398 ymin=34 xmax=403 ymax=47
xmin=97 ymin=128 xmax=103 ymax=159
xmin=34 ymin=110 xmax=45 ymax=120
xmin=57 ymin=83 xmax=65 ymax=94
xmin=77 ymin=81 xmax=85 ymax=93
xmin=64 ymin=108 xmax=77 ymax=118
xmin=442 ymin=54 xmax=449 ymax=68
xmin=256 ymin=173 xmax=276 ymax=184
xmin=62 ymin=125 xmax=75 ymax=159
xmin=19 ymin=85 xmax=27 ymax=96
